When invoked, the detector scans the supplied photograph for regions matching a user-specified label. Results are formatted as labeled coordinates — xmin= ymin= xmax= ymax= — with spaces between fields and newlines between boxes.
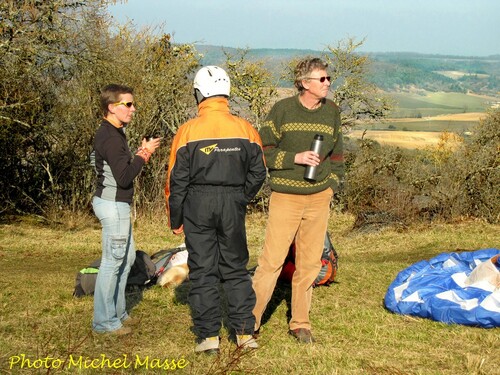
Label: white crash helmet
xmin=193 ymin=66 xmax=231 ymax=99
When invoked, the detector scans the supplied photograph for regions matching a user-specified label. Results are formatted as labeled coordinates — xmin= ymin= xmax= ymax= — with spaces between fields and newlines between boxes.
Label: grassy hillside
xmin=196 ymin=45 xmax=500 ymax=96
xmin=197 ymin=45 xmax=499 ymax=135
xmin=0 ymin=214 xmax=498 ymax=374
xmin=366 ymin=53 xmax=500 ymax=96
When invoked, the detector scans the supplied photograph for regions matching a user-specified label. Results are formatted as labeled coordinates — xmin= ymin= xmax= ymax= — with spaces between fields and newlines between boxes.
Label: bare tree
xmin=223 ymin=48 xmax=278 ymax=128
xmin=0 ymin=0 xmax=200 ymax=217
xmin=282 ymin=38 xmax=393 ymax=131
xmin=325 ymin=38 xmax=393 ymax=129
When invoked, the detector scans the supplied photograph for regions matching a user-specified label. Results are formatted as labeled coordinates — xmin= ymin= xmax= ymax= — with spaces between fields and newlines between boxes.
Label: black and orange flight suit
xmin=166 ymin=97 xmax=266 ymax=340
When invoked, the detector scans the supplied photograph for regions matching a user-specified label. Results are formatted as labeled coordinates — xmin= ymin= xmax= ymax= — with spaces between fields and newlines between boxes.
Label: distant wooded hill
xmin=196 ymin=45 xmax=500 ymax=96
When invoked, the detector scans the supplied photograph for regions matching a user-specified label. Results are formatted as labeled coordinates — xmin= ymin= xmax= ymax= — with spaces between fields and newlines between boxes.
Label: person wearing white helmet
xmin=166 ymin=66 xmax=266 ymax=354
xmin=193 ymin=65 xmax=231 ymax=103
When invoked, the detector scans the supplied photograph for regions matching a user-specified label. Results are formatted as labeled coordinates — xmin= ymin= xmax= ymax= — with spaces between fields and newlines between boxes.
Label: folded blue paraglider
xmin=384 ymin=248 xmax=500 ymax=328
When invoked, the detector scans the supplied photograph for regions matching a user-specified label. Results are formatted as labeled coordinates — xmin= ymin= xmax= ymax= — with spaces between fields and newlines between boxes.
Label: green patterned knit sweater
xmin=259 ymin=95 xmax=344 ymax=195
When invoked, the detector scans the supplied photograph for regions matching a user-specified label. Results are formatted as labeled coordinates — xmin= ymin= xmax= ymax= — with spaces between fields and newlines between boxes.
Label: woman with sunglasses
xmin=90 ymin=84 xmax=160 ymax=335
xmin=252 ymin=57 xmax=344 ymax=344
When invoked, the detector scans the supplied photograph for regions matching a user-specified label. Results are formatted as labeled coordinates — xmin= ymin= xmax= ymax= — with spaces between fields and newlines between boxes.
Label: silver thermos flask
xmin=304 ymin=134 xmax=323 ymax=181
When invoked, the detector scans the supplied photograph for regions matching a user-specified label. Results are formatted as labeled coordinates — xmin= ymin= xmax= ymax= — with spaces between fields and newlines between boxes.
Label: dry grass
xmin=349 ymin=111 xmax=487 ymax=149
xmin=385 ymin=112 xmax=487 ymax=122
xmin=348 ymin=130 xmax=444 ymax=149
xmin=0 ymin=213 xmax=499 ymax=374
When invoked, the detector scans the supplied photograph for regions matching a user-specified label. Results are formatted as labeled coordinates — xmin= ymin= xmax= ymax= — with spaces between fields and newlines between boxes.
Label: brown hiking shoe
xmin=288 ymin=328 xmax=315 ymax=344
xmin=122 ymin=317 xmax=139 ymax=326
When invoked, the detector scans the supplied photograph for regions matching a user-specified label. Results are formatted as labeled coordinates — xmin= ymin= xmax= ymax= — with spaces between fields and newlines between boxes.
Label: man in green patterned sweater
xmin=252 ymin=57 xmax=344 ymax=344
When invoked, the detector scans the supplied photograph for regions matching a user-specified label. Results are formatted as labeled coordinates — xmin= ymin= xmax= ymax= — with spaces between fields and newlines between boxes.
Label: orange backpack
xmin=279 ymin=232 xmax=339 ymax=287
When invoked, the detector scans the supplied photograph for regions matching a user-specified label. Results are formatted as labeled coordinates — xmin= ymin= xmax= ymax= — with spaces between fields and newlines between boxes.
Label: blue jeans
xmin=92 ymin=196 xmax=136 ymax=332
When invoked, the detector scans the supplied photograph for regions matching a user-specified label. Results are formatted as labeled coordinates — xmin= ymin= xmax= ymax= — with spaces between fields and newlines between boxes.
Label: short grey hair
xmin=294 ymin=57 xmax=328 ymax=93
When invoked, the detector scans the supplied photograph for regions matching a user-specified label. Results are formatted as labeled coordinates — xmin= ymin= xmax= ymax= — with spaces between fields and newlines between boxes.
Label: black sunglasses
xmin=307 ymin=76 xmax=331 ymax=83
xmin=113 ymin=101 xmax=134 ymax=108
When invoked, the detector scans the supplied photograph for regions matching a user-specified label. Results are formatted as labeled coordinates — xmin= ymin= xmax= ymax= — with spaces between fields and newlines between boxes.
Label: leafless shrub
xmin=342 ymin=109 xmax=500 ymax=229
xmin=440 ymin=109 xmax=499 ymax=223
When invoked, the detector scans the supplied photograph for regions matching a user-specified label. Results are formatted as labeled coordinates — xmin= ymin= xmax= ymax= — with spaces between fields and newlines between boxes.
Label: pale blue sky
xmin=109 ymin=0 xmax=500 ymax=56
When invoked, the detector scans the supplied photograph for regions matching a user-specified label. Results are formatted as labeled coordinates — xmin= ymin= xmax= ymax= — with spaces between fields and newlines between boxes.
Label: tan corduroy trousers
xmin=252 ymin=188 xmax=333 ymax=331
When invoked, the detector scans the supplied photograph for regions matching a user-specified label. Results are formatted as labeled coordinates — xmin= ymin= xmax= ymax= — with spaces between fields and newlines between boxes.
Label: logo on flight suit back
xmin=200 ymin=143 xmax=241 ymax=155
xmin=200 ymin=144 xmax=218 ymax=155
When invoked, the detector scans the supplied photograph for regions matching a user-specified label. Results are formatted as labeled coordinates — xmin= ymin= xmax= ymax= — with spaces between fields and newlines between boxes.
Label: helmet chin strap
xmin=194 ymin=89 xmax=206 ymax=105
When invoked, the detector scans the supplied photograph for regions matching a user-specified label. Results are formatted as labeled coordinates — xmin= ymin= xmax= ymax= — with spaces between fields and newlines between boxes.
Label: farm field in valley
xmin=350 ymin=91 xmax=497 ymax=149
xmin=348 ymin=129 xmax=445 ymax=149
xmin=388 ymin=91 xmax=495 ymax=118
